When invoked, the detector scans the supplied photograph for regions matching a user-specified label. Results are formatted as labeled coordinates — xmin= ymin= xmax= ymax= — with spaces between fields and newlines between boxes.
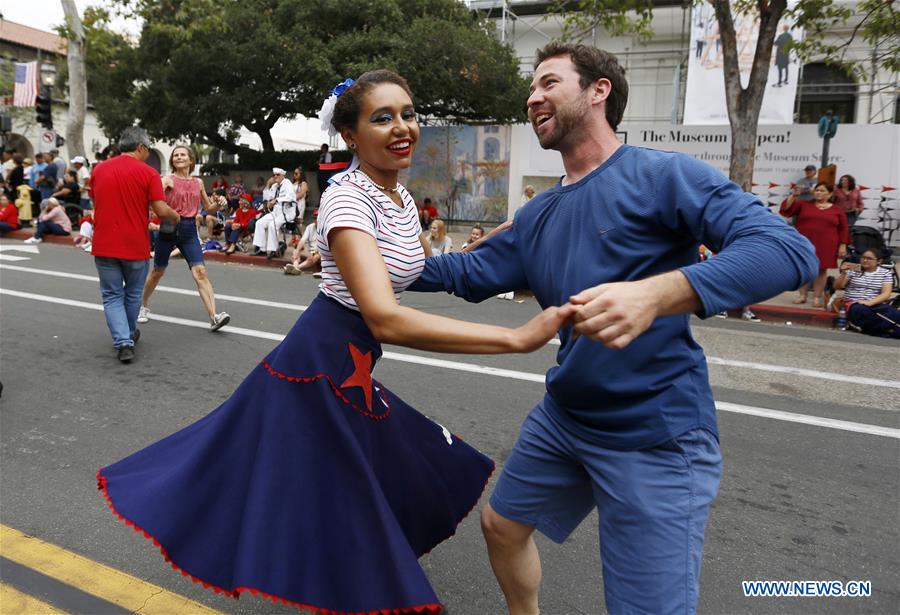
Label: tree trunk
xmin=711 ymin=0 xmax=787 ymax=188
xmin=254 ymin=128 xmax=275 ymax=152
xmin=61 ymin=0 xmax=87 ymax=159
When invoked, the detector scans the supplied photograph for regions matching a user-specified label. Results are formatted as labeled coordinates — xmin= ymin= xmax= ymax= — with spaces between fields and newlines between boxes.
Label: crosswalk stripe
xmin=0 ymin=525 xmax=223 ymax=615
xmin=0 ymin=583 xmax=67 ymax=615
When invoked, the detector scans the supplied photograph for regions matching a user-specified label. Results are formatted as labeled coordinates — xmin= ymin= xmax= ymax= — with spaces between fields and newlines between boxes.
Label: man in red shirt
xmin=91 ymin=127 xmax=178 ymax=363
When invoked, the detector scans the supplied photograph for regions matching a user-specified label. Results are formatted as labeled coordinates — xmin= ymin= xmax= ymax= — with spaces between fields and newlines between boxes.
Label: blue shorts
xmin=153 ymin=218 xmax=204 ymax=269
xmin=490 ymin=401 xmax=722 ymax=615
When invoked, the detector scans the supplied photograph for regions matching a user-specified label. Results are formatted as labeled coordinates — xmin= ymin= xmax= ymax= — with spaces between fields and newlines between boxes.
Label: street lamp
xmin=40 ymin=62 xmax=57 ymax=87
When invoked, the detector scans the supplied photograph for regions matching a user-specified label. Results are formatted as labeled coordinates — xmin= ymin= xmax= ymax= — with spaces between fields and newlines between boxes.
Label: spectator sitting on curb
xmin=16 ymin=182 xmax=33 ymax=227
xmin=427 ymin=218 xmax=452 ymax=254
xmin=74 ymin=211 xmax=94 ymax=251
xmin=419 ymin=197 xmax=438 ymax=228
xmin=25 ymin=197 xmax=71 ymax=244
xmin=284 ymin=208 xmax=320 ymax=275
xmin=461 ymin=223 xmax=485 ymax=250
xmin=223 ymin=193 xmax=257 ymax=254
xmin=0 ymin=194 xmax=19 ymax=234
xmin=833 ymin=248 xmax=900 ymax=338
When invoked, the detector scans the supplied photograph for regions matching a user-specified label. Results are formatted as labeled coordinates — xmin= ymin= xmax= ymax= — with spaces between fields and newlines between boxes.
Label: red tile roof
xmin=0 ymin=20 xmax=66 ymax=55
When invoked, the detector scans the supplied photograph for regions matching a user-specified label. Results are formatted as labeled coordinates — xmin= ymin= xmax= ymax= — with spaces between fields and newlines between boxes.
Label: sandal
xmin=812 ymin=296 xmax=824 ymax=309
xmin=792 ymin=295 xmax=808 ymax=304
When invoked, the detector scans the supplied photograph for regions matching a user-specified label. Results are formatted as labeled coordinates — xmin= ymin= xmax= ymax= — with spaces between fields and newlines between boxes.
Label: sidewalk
xmin=4 ymin=229 xmax=837 ymax=329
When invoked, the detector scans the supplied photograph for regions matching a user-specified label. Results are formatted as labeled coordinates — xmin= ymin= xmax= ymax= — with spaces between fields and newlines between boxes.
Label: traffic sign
xmin=39 ymin=129 xmax=56 ymax=153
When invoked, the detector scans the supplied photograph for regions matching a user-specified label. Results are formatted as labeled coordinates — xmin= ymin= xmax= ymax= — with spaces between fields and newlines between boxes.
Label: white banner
xmin=509 ymin=123 xmax=900 ymax=246
xmin=684 ymin=2 xmax=801 ymax=125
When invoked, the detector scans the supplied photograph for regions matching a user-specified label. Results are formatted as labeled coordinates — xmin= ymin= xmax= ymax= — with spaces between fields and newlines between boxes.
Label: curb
xmin=3 ymin=230 xmax=838 ymax=328
xmin=721 ymin=305 xmax=836 ymax=330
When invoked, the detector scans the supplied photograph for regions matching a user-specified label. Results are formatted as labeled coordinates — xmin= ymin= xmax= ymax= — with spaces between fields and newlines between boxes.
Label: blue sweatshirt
xmin=410 ymin=145 xmax=818 ymax=450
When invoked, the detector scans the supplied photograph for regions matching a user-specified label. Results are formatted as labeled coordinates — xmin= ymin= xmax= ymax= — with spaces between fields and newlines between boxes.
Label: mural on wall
xmin=405 ymin=125 xmax=511 ymax=222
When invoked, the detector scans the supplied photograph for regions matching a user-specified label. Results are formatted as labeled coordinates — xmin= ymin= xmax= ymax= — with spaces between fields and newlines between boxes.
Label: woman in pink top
xmin=833 ymin=174 xmax=864 ymax=228
xmin=138 ymin=145 xmax=231 ymax=331
xmin=24 ymin=197 xmax=71 ymax=243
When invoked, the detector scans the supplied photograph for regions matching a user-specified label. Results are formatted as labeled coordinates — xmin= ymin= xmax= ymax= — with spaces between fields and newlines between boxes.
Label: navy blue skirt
xmin=98 ymin=294 xmax=494 ymax=614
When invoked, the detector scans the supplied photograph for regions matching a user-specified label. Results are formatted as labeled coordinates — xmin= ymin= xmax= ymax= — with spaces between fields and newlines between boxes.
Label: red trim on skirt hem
xmin=96 ymin=470 xmax=443 ymax=615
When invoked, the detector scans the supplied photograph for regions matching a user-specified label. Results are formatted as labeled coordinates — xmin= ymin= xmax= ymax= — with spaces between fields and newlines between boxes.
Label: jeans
xmin=95 ymin=257 xmax=149 ymax=349
xmin=34 ymin=219 xmax=70 ymax=239
xmin=153 ymin=218 xmax=205 ymax=268
xmin=0 ymin=221 xmax=17 ymax=233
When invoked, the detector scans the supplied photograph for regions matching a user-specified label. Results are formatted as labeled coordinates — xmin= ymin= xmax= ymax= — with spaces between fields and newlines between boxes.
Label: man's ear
xmin=591 ymin=78 xmax=612 ymax=106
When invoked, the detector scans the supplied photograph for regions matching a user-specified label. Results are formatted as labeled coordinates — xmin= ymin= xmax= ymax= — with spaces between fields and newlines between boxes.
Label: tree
xmin=556 ymin=0 xmax=898 ymax=187
xmin=60 ymin=0 xmax=87 ymax=158
xmin=93 ymin=0 xmax=527 ymax=152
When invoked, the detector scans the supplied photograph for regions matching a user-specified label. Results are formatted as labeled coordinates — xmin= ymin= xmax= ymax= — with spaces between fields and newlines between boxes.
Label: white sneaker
xmin=714 ymin=311 xmax=728 ymax=319
xmin=210 ymin=312 xmax=230 ymax=332
xmin=81 ymin=241 xmax=92 ymax=252
xmin=24 ymin=237 xmax=42 ymax=244
xmin=741 ymin=309 xmax=761 ymax=323
xmin=137 ymin=305 xmax=150 ymax=323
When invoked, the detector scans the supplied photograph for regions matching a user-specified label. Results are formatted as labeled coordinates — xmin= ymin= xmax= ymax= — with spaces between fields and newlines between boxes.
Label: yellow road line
xmin=0 ymin=583 xmax=68 ymax=614
xmin=0 ymin=525 xmax=223 ymax=615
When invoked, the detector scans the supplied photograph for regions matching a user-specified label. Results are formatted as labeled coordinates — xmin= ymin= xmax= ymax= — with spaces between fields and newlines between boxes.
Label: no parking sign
xmin=39 ymin=129 xmax=56 ymax=153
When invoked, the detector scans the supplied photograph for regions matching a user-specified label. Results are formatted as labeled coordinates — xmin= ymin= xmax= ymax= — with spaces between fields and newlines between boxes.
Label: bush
xmin=201 ymin=148 xmax=353 ymax=175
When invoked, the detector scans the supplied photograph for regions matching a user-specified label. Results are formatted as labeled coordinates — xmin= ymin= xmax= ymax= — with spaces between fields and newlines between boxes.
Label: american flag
xmin=13 ymin=62 xmax=39 ymax=107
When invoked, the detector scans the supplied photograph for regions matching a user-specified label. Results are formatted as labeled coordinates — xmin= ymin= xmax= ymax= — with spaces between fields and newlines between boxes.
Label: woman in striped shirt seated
xmin=98 ymin=69 xmax=576 ymax=615
xmin=834 ymin=248 xmax=899 ymax=338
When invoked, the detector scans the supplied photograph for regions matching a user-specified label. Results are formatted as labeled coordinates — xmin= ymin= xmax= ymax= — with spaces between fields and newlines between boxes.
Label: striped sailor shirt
xmin=844 ymin=267 xmax=893 ymax=302
xmin=317 ymin=171 xmax=425 ymax=311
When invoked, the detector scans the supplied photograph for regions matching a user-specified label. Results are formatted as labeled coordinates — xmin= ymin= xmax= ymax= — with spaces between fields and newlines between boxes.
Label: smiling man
xmin=410 ymin=42 xmax=817 ymax=614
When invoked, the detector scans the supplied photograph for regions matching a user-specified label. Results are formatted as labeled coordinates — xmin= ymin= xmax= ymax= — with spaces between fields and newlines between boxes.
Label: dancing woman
xmin=97 ymin=70 xmax=573 ymax=615
xmin=136 ymin=145 xmax=230 ymax=331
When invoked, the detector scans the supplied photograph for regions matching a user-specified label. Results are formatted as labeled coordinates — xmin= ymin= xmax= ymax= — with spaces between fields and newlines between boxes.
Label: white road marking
xmin=716 ymin=402 xmax=899 ymax=439
xmin=0 ymin=263 xmax=308 ymax=311
xmin=2 ymin=288 xmax=898 ymax=439
xmin=0 ymin=254 xmax=32 ymax=261
xmin=3 ymin=265 xmax=899 ymax=389
xmin=0 ymin=245 xmax=40 ymax=253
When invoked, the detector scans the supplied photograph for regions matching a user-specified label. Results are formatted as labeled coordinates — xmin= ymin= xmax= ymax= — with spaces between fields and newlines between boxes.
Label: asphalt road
xmin=1 ymin=239 xmax=898 ymax=615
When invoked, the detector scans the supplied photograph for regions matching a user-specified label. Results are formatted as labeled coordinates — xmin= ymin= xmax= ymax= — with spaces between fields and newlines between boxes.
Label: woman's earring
xmin=349 ymin=143 xmax=356 ymax=150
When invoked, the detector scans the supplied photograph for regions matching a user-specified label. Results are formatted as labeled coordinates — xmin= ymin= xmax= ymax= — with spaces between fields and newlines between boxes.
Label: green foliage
xmin=789 ymin=0 xmax=900 ymax=79
xmin=551 ymin=0 xmax=656 ymax=43
xmin=87 ymin=0 xmax=527 ymax=151
xmin=74 ymin=6 xmax=140 ymax=139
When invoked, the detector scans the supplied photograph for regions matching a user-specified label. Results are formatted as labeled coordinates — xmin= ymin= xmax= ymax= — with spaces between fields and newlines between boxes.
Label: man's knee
xmin=481 ymin=504 xmax=534 ymax=547
xmin=191 ymin=266 xmax=208 ymax=282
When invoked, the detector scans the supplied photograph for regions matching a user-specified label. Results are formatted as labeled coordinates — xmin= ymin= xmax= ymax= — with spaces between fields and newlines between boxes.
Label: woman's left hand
xmin=837 ymin=244 xmax=847 ymax=259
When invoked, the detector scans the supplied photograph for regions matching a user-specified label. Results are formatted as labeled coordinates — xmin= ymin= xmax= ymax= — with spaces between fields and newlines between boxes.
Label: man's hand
xmin=569 ymin=271 xmax=700 ymax=350
xmin=569 ymin=280 xmax=660 ymax=349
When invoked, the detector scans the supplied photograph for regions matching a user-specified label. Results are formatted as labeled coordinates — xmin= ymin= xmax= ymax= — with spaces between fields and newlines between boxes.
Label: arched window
xmin=796 ymin=62 xmax=856 ymax=124
xmin=484 ymin=137 xmax=500 ymax=161
xmin=146 ymin=149 xmax=163 ymax=173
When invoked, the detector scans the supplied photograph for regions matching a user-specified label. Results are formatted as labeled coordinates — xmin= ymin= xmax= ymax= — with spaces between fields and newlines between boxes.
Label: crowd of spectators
xmin=8 ymin=149 xmax=893 ymax=337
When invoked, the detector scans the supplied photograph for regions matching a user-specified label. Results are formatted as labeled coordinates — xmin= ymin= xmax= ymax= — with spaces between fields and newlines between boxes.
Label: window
xmin=796 ymin=62 xmax=856 ymax=124
xmin=484 ymin=137 xmax=500 ymax=161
